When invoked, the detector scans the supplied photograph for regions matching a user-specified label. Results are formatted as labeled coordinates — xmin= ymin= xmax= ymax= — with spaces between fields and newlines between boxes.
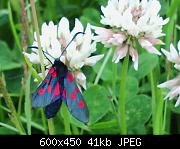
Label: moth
xmin=29 ymin=32 xmax=89 ymax=123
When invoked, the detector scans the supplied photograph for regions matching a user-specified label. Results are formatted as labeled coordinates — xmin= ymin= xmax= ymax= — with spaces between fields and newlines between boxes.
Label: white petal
xmin=71 ymin=18 xmax=84 ymax=36
xmin=144 ymin=46 xmax=161 ymax=55
xmin=84 ymin=54 xmax=104 ymax=66
xmin=175 ymin=96 xmax=180 ymax=107
xmin=158 ymin=77 xmax=180 ymax=88
xmin=66 ymin=41 xmax=77 ymax=61
xmin=170 ymin=43 xmax=178 ymax=57
xmin=113 ymin=45 xmax=128 ymax=63
xmin=74 ymin=71 xmax=87 ymax=89
xmin=23 ymin=52 xmax=40 ymax=64
xmin=129 ymin=46 xmax=138 ymax=71
xmin=162 ymin=18 xmax=169 ymax=25
xmin=48 ymin=21 xmax=57 ymax=39
xmin=161 ymin=48 xmax=170 ymax=58
xmin=174 ymin=64 xmax=180 ymax=71
xmin=58 ymin=17 xmax=71 ymax=41
xmin=72 ymin=19 xmax=85 ymax=45
xmin=178 ymin=40 xmax=180 ymax=52
xmin=49 ymin=38 xmax=61 ymax=59
xmin=41 ymin=22 xmax=48 ymax=36
xmin=139 ymin=38 xmax=152 ymax=47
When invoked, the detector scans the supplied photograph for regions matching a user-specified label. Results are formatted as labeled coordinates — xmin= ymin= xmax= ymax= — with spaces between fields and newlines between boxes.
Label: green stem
xmin=47 ymin=118 xmax=55 ymax=135
xmin=72 ymin=125 xmax=79 ymax=135
xmin=8 ymin=2 xmax=21 ymax=50
xmin=119 ymin=52 xmax=129 ymax=134
xmin=30 ymin=0 xmax=55 ymax=134
xmin=112 ymin=62 xmax=117 ymax=95
xmin=0 ymin=74 xmax=26 ymax=135
xmin=40 ymin=109 xmax=48 ymax=134
xmin=150 ymin=71 xmax=164 ymax=134
xmin=154 ymin=89 xmax=164 ymax=134
xmin=30 ymin=0 xmax=45 ymax=77
xmin=162 ymin=100 xmax=167 ymax=133
xmin=94 ymin=48 xmax=112 ymax=85
xmin=62 ymin=103 xmax=71 ymax=135
xmin=17 ymin=88 xmax=23 ymax=116
xmin=149 ymin=71 xmax=156 ymax=134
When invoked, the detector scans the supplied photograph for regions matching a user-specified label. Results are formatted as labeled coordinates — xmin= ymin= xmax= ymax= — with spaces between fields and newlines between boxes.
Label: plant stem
xmin=40 ymin=109 xmax=48 ymax=134
xmin=8 ymin=2 xmax=21 ymax=50
xmin=112 ymin=62 xmax=117 ymax=96
xmin=149 ymin=71 xmax=156 ymax=134
xmin=62 ymin=103 xmax=71 ymax=135
xmin=119 ymin=52 xmax=129 ymax=134
xmin=47 ymin=118 xmax=55 ymax=135
xmin=154 ymin=89 xmax=164 ymax=134
xmin=30 ymin=0 xmax=55 ymax=134
xmin=150 ymin=71 xmax=164 ymax=134
xmin=0 ymin=74 xmax=26 ymax=135
xmin=162 ymin=100 xmax=167 ymax=133
xmin=94 ymin=48 xmax=112 ymax=85
xmin=72 ymin=125 xmax=79 ymax=135
xmin=30 ymin=0 xmax=45 ymax=77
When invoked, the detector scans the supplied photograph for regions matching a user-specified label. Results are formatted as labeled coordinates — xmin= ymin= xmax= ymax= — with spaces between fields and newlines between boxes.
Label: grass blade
xmin=0 ymin=122 xmax=19 ymax=133
xmin=25 ymin=71 xmax=32 ymax=135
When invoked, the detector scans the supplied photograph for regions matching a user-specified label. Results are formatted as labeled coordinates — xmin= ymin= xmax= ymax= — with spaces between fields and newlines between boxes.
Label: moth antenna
xmin=27 ymin=46 xmax=54 ymax=64
xmin=59 ymin=31 xmax=85 ymax=58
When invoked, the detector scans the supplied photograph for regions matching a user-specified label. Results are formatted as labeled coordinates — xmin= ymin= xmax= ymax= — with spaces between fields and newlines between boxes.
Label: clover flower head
xmin=24 ymin=17 xmax=104 ymax=89
xmin=92 ymin=0 xmax=169 ymax=70
xmin=158 ymin=41 xmax=180 ymax=107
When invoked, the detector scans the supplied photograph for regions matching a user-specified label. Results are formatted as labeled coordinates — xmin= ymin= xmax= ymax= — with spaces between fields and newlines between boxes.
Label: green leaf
xmin=97 ymin=0 xmax=108 ymax=6
xmin=4 ymin=68 xmax=23 ymax=94
xmin=0 ymin=127 xmax=17 ymax=134
xmin=0 ymin=9 xmax=8 ymax=26
xmin=70 ymin=116 xmax=90 ymax=131
xmin=0 ymin=41 xmax=22 ymax=71
xmin=80 ymin=8 xmax=101 ymax=26
xmin=89 ymin=120 xmax=117 ymax=129
xmin=115 ymin=76 xmax=139 ymax=99
xmin=25 ymin=71 xmax=32 ymax=135
xmin=128 ymin=124 xmax=147 ymax=134
xmin=0 ymin=122 xmax=18 ymax=133
xmin=20 ymin=116 xmax=45 ymax=132
xmin=83 ymin=85 xmax=111 ymax=125
xmin=126 ymin=95 xmax=151 ymax=133
xmin=93 ymin=54 xmax=121 ymax=82
xmin=168 ymin=101 xmax=180 ymax=114
xmin=128 ymin=53 xmax=158 ymax=80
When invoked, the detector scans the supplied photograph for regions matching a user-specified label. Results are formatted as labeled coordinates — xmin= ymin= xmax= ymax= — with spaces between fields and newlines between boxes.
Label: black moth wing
xmin=32 ymin=66 xmax=61 ymax=108
xmin=63 ymin=71 xmax=89 ymax=124
xmin=45 ymin=99 xmax=62 ymax=119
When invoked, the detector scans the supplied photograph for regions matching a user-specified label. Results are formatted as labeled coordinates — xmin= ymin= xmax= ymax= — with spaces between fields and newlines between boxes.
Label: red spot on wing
xmin=46 ymin=79 xmax=50 ymax=83
xmin=47 ymin=85 xmax=52 ymax=92
xmin=78 ymin=101 xmax=85 ymax=108
xmin=62 ymin=89 xmax=66 ymax=98
xmin=52 ymin=82 xmax=60 ymax=99
xmin=70 ymin=92 xmax=76 ymax=100
xmin=49 ymin=68 xmax=54 ymax=74
xmin=75 ymin=87 xmax=80 ymax=93
xmin=67 ymin=73 xmax=73 ymax=82
xmin=38 ymin=88 xmax=44 ymax=95
xmin=52 ymin=71 xmax=57 ymax=78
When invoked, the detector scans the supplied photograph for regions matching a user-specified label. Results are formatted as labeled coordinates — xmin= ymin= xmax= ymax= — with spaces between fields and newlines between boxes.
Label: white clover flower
xmin=158 ymin=41 xmax=180 ymax=107
xmin=24 ymin=17 xmax=104 ymax=89
xmin=158 ymin=76 xmax=180 ymax=107
xmin=92 ymin=0 xmax=169 ymax=70
xmin=161 ymin=41 xmax=180 ymax=70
